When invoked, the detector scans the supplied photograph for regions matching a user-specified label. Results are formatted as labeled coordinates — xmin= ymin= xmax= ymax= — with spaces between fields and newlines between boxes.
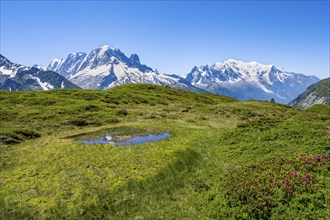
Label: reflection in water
xmin=79 ymin=132 xmax=170 ymax=146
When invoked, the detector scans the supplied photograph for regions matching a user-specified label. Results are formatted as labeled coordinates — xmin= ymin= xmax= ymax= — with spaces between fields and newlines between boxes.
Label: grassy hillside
xmin=1 ymin=84 xmax=329 ymax=219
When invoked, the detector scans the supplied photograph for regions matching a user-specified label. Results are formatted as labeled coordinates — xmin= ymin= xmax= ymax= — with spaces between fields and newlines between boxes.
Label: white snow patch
xmin=31 ymin=75 xmax=54 ymax=90
xmin=49 ymin=58 xmax=64 ymax=70
xmin=70 ymin=64 xmax=111 ymax=79
xmin=0 ymin=65 xmax=28 ymax=77
xmin=0 ymin=66 xmax=14 ymax=76
xmin=97 ymin=45 xmax=110 ymax=58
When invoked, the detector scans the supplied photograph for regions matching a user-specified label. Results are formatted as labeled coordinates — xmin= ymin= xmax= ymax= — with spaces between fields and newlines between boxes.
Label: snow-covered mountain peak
xmin=48 ymin=58 xmax=64 ymax=71
xmin=0 ymin=54 xmax=9 ymax=62
xmin=47 ymin=52 xmax=87 ymax=78
xmin=68 ymin=52 xmax=86 ymax=58
xmin=0 ymin=54 xmax=80 ymax=91
xmin=224 ymin=58 xmax=241 ymax=64
xmin=49 ymin=58 xmax=64 ymax=66
xmin=221 ymin=59 xmax=274 ymax=72
xmin=32 ymin=64 xmax=46 ymax=70
xmin=51 ymin=58 xmax=63 ymax=63
xmin=96 ymin=45 xmax=111 ymax=56
xmin=93 ymin=45 xmax=121 ymax=57
xmin=98 ymin=44 xmax=113 ymax=51
xmin=45 ymin=45 xmax=198 ymax=91
xmin=0 ymin=54 xmax=13 ymax=67
xmin=186 ymin=59 xmax=319 ymax=103
xmin=0 ymin=54 xmax=28 ymax=77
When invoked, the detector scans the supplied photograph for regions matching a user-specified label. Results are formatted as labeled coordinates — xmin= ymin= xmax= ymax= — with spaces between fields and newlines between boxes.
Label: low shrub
xmin=0 ymin=129 xmax=41 ymax=145
xmin=0 ymin=135 xmax=21 ymax=145
xmin=84 ymin=104 xmax=100 ymax=111
xmin=69 ymin=119 xmax=89 ymax=126
xmin=222 ymin=154 xmax=330 ymax=219
xmin=117 ymin=109 xmax=128 ymax=116
xmin=101 ymin=98 xmax=120 ymax=105
xmin=106 ymin=118 xmax=121 ymax=124
xmin=14 ymin=129 xmax=41 ymax=139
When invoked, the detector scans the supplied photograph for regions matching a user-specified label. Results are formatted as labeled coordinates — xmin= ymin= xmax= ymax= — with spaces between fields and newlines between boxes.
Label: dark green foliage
xmin=69 ymin=119 xmax=90 ymax=126
xmin=101 ymin=97 xmax=120 ymax=104
xmin=84 ymin=104 xmax=100 ymax=111
xmin=117 ymin=109 xmax=128 ymax=116
xmin=14 ymin=129 xmax=41 ymax=139
xmin=106 ymin=118 xmax=121 ymax=124
xmin=0 ymin=129 xmax=40 ymax=144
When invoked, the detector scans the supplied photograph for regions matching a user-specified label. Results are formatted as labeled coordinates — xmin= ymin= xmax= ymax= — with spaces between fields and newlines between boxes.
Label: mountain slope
xmin=186 ymin=59 xmax=319 ymax=103
xmin=0 ymin=54 xmax=80 ymax=91
xmin=47 ymin=45 xmax=201 ymax=92
xmin=289 ymin=77 xmax=330 ymax=109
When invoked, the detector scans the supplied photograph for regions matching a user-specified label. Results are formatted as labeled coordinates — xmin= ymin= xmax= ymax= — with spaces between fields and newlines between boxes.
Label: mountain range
xmin=186 ymin=59 xmax=319 ymax=103
xmin=46 ymin=45 xmax=199 ymax=92
xmin=0 ymin=55 xmax=79 ymax=91
xmin=0 ymin=45 xmax=324 ymax=104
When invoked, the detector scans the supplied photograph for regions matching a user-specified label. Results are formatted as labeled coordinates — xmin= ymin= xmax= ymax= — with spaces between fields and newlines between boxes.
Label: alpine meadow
xmin=1 ymin=1 xmax=329 ymax=219
xmin=0 ymin=84 xmax=329 ymax=219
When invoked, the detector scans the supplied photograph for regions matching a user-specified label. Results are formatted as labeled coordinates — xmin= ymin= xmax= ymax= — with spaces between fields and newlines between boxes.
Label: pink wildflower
xmin=285 ymin=178 xmax=289 ymax=185
xmin=302 ymin=173 xmax=309 ymax=179
xmin=304 ymin=181 xmax=308 ymax=186
xmin=289 ymin=172 xmax=296 ymax=178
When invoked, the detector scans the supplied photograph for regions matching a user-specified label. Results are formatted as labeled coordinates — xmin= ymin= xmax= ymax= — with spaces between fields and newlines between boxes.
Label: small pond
xmin=66 ymin=127 xmax=170 ymax=146
xmin=79 ymin=132 xmax=170 ymax=146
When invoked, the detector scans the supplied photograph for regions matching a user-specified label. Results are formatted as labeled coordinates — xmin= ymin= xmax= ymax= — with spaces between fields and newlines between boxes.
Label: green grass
xmin=0 ymin=84 xmax=329 ymax=219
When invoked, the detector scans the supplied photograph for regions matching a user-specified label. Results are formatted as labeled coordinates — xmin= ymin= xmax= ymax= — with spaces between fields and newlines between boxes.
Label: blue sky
xmin=1 ymin=1 xmax=329 ymax=78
